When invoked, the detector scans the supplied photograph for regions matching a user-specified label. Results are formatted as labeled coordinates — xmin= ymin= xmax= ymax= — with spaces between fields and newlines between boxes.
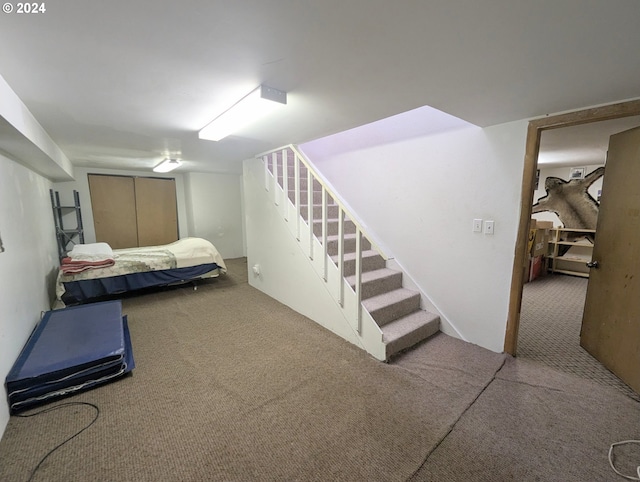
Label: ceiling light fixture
xmin=153 ymin=158 xmax=182 ymax=173
xmin=198 ymin=84 xmax=287 ymax=141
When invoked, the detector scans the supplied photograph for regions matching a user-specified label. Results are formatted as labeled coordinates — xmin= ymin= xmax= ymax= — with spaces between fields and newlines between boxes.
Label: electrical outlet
xmin=473 ymin=219 xmax=483 ymax=233
xmin=484 ymin=220 xmax=495 ymax=235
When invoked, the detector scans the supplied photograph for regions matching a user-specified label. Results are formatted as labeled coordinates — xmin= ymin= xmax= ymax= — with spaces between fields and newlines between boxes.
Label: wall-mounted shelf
xmin=50 ymin=189 xmax=84 ymax=259
xmin=547 ymin=228 xmax=595 ymax=278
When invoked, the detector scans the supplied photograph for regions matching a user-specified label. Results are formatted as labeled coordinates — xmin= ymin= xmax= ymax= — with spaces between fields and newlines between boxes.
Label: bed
xmin=56 ymin=237 xmax=227 ymax=306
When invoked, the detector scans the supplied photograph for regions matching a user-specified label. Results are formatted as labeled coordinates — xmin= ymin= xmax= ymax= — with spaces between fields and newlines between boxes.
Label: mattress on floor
xmin=5 ymin=300 xmax=135 ymax=413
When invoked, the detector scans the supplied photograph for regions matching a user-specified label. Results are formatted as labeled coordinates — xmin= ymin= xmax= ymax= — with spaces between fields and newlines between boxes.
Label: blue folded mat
xmin=6 ymin=300 xmax=135 ymax=413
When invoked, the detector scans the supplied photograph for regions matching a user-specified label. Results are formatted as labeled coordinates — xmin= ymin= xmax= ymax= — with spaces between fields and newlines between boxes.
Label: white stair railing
xmin=258 ymin=145 xmax=385 ymax=346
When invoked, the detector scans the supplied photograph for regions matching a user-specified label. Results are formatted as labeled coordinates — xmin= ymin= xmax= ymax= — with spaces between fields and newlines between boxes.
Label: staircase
xmin=260 ymin=145 xmax=440 ymax=360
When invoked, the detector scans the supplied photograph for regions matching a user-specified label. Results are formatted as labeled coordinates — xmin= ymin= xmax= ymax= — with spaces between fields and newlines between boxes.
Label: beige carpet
xmin=410 ymin=357 xmax=640 ymax=481
xmin=518 ymin=273 xmax=639 ymax=401
xmin=1 ymin=259 xmax=638 ymax=481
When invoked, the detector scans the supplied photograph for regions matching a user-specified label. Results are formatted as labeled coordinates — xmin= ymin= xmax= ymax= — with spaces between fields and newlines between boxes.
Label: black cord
xmin=14 ymin=402 xmax=100 ymax=482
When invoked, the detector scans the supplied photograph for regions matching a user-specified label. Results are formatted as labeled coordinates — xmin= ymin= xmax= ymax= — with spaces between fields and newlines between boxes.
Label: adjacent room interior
xmin=518 ymin=116 xmax=640 ymax=401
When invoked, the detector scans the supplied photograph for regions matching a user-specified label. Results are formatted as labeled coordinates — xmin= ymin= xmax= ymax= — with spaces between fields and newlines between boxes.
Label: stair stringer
xmin=243 ymin=157 xmax=387 ymax=360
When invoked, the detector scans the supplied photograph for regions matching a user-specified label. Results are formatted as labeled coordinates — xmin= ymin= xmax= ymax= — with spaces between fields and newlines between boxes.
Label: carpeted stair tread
xmin=325 ymin=234 xmax=371 ymax=256
xmin=346 ymin=267 xmax=400 ymax=284
xmin=382 ymin=311 xmax=440 ymax=358
xmin=300 ymin=204 xmax=341 ymax=221
xmin=345 ymin=268 xmax=403 ymax=300
xmin=362 ymin=288 xmax=421 ymax=326
xmin=313 ymin=218 xmax=356 ymax=236
xmin=336 ymin=249 xmax=381 ymax=263
xmin=330 ymin=250 xmax=385 ymax=277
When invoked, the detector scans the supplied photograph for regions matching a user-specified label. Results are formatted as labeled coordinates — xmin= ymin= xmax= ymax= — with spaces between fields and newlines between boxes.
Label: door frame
xmin=504 ymin=99 xmax=640 ymax=355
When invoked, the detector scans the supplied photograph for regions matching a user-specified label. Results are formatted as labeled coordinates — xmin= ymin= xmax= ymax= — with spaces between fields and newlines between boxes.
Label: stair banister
xmin=255 ymin=144 xmax=442 ymax=360
xmin=287 ymin=144 xmax=388 ymax=260
xmin=257 ymin=144 xmax=386 ymax=339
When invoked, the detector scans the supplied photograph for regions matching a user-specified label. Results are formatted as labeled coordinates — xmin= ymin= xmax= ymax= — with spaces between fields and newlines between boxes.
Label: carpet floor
xmin=0 ymin=259 xmax=638 ymax=481
xmin=518 ymin=273 xmax=639 ymax=401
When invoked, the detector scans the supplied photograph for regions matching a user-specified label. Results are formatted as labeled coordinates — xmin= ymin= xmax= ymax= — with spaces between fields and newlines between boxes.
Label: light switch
xmin=484 ymin=220 xmax=495 ymax=235
xmin=473 ymin=219 xmax=483 ymax=233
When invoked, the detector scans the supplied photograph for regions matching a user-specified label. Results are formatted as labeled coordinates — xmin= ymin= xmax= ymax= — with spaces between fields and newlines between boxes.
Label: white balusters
xmin=258 ymin=144 xmax=383 ymax=340
xmin=282 ymin=148 xmax=288 ymax=221
xmin=321 ymin=187 xmax=328 ymax=281
xmin=354 ymin=228 xmax=363 ymax=334
xmin=272 ymin=152 xmax=279 ymax=206
xmin=337 ymin=208 xmax=345 ymax=307
xmin=307 ymin=167 xmax=313 ymax=260
xmin=294 ymin=153 xmax=301 ymax=241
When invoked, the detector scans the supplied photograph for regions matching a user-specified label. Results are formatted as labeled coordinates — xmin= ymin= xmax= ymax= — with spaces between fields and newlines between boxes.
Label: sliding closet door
xmin=89 ymin=174 xmax=178 ymax=249
xmin=134 ymin=177 xmax=178 ymax=247
xmin=88 ymin=174 xmax=139 ymax=249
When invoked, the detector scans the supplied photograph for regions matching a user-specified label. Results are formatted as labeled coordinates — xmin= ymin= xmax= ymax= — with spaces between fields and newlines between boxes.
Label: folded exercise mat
xmin=5 ymin=300 xmax=134 ymax=413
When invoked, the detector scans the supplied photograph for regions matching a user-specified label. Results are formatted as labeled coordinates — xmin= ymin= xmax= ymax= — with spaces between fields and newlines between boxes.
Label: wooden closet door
xmin=88 ymin=174 xmax=139 ymax=249
xmin=134 ymin=177 xmax=178 ymax=247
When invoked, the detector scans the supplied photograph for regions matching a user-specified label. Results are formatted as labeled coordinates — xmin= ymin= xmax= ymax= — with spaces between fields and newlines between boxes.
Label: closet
xmin=88 ymin=174 xmax=178 ymax=249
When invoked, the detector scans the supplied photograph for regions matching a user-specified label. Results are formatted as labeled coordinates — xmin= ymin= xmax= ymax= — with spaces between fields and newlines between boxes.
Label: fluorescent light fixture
xmin=199 ymin=84 xmax=287 ymax=141
xmin=153 ymin=158 xmax=182 ymax=173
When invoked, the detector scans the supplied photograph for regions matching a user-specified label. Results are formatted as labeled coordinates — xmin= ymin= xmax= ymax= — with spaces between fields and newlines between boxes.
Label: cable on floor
xmin=608 ymin=440 xmax=640 ymax=480
xmin=14 ymin=401 xmax=100 ymax=482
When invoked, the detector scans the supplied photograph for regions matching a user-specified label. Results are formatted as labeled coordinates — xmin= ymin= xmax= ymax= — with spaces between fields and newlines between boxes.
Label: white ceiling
xmin=1 ymin=1 xmax=640 ymax=174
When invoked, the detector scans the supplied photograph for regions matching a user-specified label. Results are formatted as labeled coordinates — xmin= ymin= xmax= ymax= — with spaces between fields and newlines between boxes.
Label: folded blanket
xmin=61 ymin=257 xmax=115 ymax=274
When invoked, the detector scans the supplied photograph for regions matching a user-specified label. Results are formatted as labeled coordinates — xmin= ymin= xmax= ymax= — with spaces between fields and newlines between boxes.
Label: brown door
xmin=134 ymin=177 xmax=179 ymax=247
xmin=88 ymin=174 xmax=139 ymax=249
xmin=580 ymin=126 xmax=640 ymax=394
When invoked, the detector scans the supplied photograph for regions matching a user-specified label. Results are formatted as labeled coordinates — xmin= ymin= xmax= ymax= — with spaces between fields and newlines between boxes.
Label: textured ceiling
xmin=1 ymin=0 xmax=639 ymax=174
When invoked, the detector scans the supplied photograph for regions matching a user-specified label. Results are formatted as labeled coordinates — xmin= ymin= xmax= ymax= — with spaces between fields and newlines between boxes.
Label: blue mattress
xmin=5 ymin=300 xmax=134 ymax=413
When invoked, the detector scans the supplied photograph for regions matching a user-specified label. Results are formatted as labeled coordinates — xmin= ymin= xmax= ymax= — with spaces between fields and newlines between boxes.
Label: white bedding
xmin=56 ymin=238 xmax=227 ymax=301
xmin=112 ymin=237 xmax=227 ymax=270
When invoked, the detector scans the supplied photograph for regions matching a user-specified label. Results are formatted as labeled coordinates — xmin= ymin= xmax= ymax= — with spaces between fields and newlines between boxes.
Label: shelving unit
xmin=547 ymin=227 xmax=595 ymax=278
xmin=50 ymin=189 xmax=84 ymax=259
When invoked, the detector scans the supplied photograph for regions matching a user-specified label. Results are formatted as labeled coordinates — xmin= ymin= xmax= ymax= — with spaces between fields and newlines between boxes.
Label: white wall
xmin=300 ymin=120 xmax=529 ymax=352
xmin=0 ymin=154 xmax=60 ymax=435
xmin=183 ymin=172 xmax=245 ymax=259
xmin=533 ymin=164 xmax=604 ymax=227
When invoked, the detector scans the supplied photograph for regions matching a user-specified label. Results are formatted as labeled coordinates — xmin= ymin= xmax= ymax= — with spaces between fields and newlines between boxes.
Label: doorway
xmin=504 ymin=100 xmax=640 ymax=368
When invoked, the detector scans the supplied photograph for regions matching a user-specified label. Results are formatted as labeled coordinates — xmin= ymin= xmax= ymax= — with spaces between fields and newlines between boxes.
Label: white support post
xmin=355 ymin=228 xmax=363 ymax=334
xmin=272 ymin=152 xmax=279 ymax=206
xmin=282 ymin=148 xmax=288 ymax=221
xmin=338 ymin=208 xmax=345 ymax=307
xmin=295 ymin=154 xmax=301 ymax=241
xmin=322 ymin=187 xmax=328 ymax=281
xmin=307 ymin=169 xmax=313 ymax=260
